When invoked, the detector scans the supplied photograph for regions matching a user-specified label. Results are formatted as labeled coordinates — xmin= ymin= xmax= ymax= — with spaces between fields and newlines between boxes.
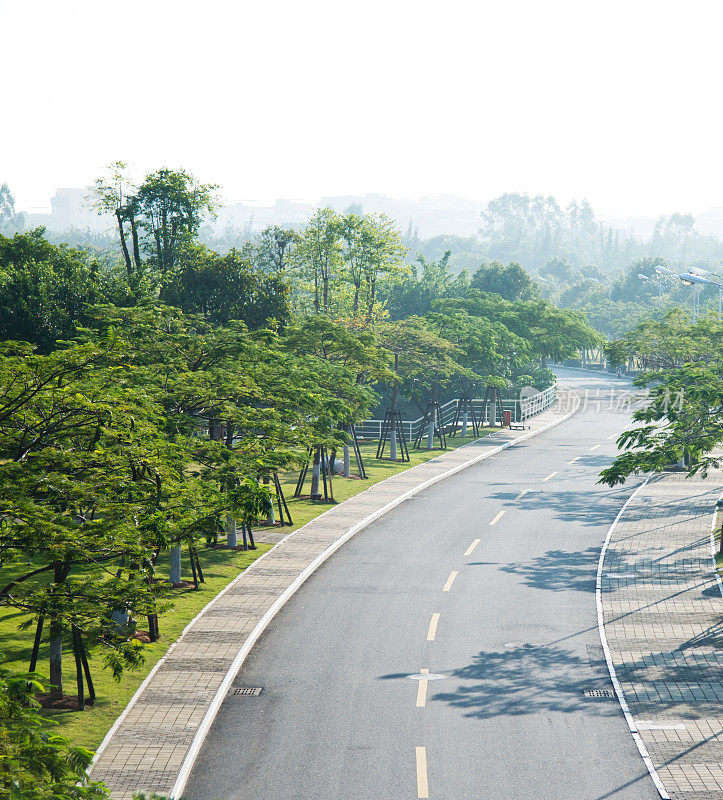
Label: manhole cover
xmin=232 ymin=687 xmax=263 ymax=696
xmin=584 ymin=688 xmax=615 ymax=699
xmin=406 ymin=673 xmax=446 ymax=681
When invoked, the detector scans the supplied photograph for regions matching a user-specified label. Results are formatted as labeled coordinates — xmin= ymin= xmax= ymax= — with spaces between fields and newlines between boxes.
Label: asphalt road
xmin=185 ymin=368 xmax=659 ymax=800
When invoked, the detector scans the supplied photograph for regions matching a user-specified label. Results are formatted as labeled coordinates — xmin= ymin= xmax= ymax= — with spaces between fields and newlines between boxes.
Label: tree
xmin=0 ymin=666 xmax=109 ymax=798
xmin=159 ymin=244 xmax=291 ymax=329
xmin=92 ymin=165 xmax=218 ymax=279
xmin=0 ymin=339 xmax=165 ymax=700
xmin=0 ymin=183 xmax=24 ymax=234
xmin=599 ymin=315 xmax=723 ymax=484
xmin=381 ymin=251 xmax=469 ymax=319
xmin=470 ymin=261 xmax=534 ymax=301
xmin=90 ymin=162 xmax=142 ymax=283
xmin=0 ymin=230 xmax=102 ymax=352
xmin=135 ymin=168 xmax=218 ymax=274
xmin=293 ymin=208 xmax=342 ymax=314
xmin=255 ymin=226 xmax=296 ymax=274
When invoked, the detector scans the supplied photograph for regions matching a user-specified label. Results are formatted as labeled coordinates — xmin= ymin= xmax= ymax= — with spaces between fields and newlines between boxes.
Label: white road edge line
xmin=160 ymin=396 xmax=581 ymax=798
xmin=489 ymin=510 xmax=506 ymax=526
xmin=596 ymin=474 xmax=670 ymax=800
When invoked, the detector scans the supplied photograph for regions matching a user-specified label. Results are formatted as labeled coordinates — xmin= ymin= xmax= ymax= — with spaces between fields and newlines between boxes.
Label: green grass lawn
xmin=0 ymin=432 xmax=488 ymax=751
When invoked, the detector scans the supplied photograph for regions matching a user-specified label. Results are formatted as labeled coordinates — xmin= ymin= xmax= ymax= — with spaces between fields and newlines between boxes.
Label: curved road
xmin=186 ymin=369 xmax=659 ymax=800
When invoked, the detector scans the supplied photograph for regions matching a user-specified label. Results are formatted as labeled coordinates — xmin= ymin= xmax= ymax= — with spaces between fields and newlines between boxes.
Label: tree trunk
xmin=115 ymin=209 xmax=133 ymax=278
xmin=343 ymin=444 xmax=351 ymax=477
xmin=310 ymin=449 xmax=321 ymax=499
xmin=263 ymin=475 xmax=275 ymax=524
xmin=170 ymin=546 xmax=182 ymax=585
xmin=426 ymin=406 xmax=435 ymax=449
xmin=130 ymin=216 xmax=142 ymax=270
xmin=49 ymin=621 xmax=63 ymax=700
xmin=462 ymin=408 xmax=469 ymax=437
xmin=390 ymin=364 xmax=399 ymax=460
xmin=226 ymin=516 xmax=238 ymax=547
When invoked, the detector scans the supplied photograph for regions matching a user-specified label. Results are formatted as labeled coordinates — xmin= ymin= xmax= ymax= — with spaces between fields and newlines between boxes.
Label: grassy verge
xmin=0 ymin=432 xmax=488 ymax=750
xmin=264 ymin=434 xmax=489 ymax=535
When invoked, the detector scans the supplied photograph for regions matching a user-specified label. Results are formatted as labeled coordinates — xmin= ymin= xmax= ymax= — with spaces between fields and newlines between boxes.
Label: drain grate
xmin=584 ymin=688 xmax=615 ymax=699
xmin=232 ymin=687 xmax=262 ymax=696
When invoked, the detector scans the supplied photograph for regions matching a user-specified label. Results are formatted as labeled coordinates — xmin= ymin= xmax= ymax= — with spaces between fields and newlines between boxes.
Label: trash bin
xmin=503 ymin=410 xmax=512 ymax=427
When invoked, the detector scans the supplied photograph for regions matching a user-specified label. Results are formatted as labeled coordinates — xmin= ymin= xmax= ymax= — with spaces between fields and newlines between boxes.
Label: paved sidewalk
xmin=601 ymin=472 xmax=723 ymax=799
xmin=91 ymin=398 xmax=575 ymax=798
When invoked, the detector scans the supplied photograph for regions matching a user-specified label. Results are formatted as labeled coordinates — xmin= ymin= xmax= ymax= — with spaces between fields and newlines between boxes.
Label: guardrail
xmin=356 ymin=384 xmax=558 ymax=440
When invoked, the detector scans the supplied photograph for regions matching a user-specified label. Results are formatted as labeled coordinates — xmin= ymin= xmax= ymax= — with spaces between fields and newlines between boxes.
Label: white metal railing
xmin=356 ymin=384 xmax=558 ymax=440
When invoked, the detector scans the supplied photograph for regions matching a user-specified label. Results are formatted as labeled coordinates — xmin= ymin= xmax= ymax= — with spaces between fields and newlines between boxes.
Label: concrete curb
xmin=595 ymin=475 xmax=671 ymax=799
xmin=169 ymin=398 xmax=581 ymax=798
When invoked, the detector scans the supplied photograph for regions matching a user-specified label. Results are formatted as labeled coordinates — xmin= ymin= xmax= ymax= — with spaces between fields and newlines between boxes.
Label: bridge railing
xmin=356 ymin=384 xmax=558 ymax=441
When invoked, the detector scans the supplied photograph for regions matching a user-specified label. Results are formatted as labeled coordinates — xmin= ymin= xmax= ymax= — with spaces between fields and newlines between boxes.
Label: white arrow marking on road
xmin=416 ymin=746 xmax=429 ymax=798
xmin=489 ymin=510 xmax=506 ymax=526
xmin=442 ymin=570 xmax=459 ymax=592
xmin=427 ymin=613 xmax=440 ymax=641
xmin=464 ymin=538 xmax=481 ymax=556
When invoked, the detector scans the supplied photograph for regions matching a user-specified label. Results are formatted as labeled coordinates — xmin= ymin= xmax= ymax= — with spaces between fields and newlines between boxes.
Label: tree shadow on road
xmin=490 ymin=545 xmax=603 ymax=593
xmin=487 ymin=485 xmax=632 ymax=528
xmin=428 ymin=643 xmax=619 ymax=719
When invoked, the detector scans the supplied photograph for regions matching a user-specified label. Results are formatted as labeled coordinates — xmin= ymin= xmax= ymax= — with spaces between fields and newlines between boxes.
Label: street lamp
xmin=679 ymin=271 xmax=723 ymax=321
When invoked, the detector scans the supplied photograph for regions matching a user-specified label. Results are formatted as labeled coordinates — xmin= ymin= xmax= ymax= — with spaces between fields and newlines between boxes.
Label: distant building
xmin=23 ymin=188 xmax=110 ymax=231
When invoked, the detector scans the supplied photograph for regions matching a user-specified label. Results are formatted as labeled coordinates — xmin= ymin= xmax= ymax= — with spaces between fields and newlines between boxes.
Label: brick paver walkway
xmin=601 ymin=472 xmax=723 ymax=799
xmin=91 ymin=400 xmax=576 ymax=798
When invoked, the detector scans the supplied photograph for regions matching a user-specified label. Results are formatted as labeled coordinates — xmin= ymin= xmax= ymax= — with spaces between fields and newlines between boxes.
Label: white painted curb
xmin=595 ymin=475 xmax=671 ymax=799
xmin=169 ymin=399 xmax=581 ymax=798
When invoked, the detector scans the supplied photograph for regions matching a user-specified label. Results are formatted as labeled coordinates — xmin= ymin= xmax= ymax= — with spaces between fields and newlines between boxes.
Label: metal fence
xmin=356 ymin=384 xmax=558 ymax=441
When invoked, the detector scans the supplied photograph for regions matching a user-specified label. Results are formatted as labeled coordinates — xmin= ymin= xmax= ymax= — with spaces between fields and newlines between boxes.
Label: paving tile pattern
xmin=602 ymin=472 xmax=723 ymax=800
xmin=91 ymin=402 xmax=573 ymax=798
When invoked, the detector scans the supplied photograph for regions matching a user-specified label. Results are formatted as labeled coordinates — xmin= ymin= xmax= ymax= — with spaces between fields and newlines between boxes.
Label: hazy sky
xmin=3 ymin=0 xmax=723 ymax=217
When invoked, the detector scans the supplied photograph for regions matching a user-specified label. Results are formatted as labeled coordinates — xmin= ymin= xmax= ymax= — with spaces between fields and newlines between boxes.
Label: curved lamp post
xmin=679 ymin=271 xmax=723 ymax=321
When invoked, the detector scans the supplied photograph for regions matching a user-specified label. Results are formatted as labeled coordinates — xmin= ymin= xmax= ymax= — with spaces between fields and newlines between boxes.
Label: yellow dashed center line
xmin=426 ymin=613 xmax=440 ymax=641
xmin=607 ymin=433 xmax=618 ymax=440
xmin=489 ymin=510 xmax=506 ymax=526
xmin=514 ymin=490 xmax=528 ymax=500
xmin=542 ymin=471 xmax=558 ymax=482
xmin=416 ymin=746 xmax=429 ymax=798
xmin=589 ymin=444 xmax=602 ymax=451
xmin=442 ymin=570 xmax=459 ymax=592
xmin=568 ymin=456 xmax=581 ymax=464
xmin=464 ymin=538 xmax=481 ymax=556
xmin=416 ymin=669 xmax=429 ymax=707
